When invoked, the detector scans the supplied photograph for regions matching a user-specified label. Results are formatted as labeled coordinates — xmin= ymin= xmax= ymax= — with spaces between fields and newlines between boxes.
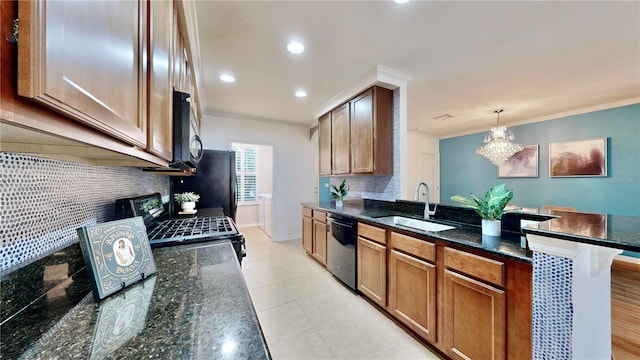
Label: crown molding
xmin=313 ymin=65 xmax=413 ymax=119
xmin=439 ymin=97 xmax=640 ymax=139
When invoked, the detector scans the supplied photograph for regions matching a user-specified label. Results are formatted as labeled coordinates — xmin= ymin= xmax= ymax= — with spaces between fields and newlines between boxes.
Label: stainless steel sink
xmin=377 ymin=216 xmax=455 ymax=232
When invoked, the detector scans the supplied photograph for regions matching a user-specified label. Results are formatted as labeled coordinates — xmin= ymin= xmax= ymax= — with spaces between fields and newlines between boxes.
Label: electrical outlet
xmin=325 ymin=183 xmax=329 ymax=187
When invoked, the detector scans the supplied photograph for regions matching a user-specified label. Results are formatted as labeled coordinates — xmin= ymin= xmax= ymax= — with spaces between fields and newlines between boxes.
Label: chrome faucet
xmin=413 ymin=182 xmax=437 ymax=219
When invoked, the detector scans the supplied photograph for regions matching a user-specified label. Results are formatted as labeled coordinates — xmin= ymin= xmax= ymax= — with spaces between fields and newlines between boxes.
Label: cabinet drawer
xmin=358 ymin=223 xmax=386 ymax=245
xmin=390 ymin=232 xmax=435 ymax=263
xmin=313 ymin=210 xmax=327 ymax=222
xmin=444 ymin=247 xmax=504 ymax=287
xmin=302 ymin=207 xmax=312 ymax=218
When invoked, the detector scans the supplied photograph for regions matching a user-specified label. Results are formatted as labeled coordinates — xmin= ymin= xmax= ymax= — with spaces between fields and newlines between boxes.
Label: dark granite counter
xmin=1 ymin=241 xmax=270 ymax=359
xmin=523 ymin=210 xmax=640 ymax=252
xmin=304 ymin=199 xmax=640 ymax=259
xmin=303 ymin=200 xmax=533 ymax=263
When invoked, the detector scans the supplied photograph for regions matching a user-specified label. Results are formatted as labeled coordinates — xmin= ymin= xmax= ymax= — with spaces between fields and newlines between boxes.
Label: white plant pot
xmin=181 ymin=201 xmax=196 ymax=211
xmin=336 ymin=199 xmax=343 ymax=209
xmin=482 ymin=219 xmax=501 ymax=236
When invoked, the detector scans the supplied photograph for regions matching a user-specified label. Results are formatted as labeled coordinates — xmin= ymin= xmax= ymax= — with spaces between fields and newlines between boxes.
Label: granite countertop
xmin=523 ymin=210 xmax=640 ymax=252
xmin=303 ymin=201 xmax=532 ymax=263
xmin=1 ymin=241 xmax=270 ymax=359
xmin=304 ymin=200 xmax=640 ymax=257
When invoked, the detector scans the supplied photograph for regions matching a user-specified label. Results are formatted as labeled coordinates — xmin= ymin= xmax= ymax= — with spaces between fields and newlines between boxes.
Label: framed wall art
xmin=498 ymin=145 xmax=539 ymax=178
xmin=77 ymin=217 xmax=157 ymax=300
xmin=549 ymin=137 xmax=607 ymax=177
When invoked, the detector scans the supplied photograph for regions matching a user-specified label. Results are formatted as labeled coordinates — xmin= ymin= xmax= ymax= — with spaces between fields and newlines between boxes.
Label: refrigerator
xmin=171 ymin=150 xmax=237 ymax=221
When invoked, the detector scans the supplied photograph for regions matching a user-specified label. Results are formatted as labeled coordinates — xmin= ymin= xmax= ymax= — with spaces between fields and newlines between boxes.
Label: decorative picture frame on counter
xmin=77 ymin=217 xmax=157 ymax=301
xmin=498 ymin=144 xmax=539 ymax=178
xmin=549 ymin=137 xmax=607 ymax=177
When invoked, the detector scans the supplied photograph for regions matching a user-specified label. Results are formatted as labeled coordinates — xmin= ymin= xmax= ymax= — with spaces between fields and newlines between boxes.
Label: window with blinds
xmin=232 ymin=144 xmax=258 ymax=203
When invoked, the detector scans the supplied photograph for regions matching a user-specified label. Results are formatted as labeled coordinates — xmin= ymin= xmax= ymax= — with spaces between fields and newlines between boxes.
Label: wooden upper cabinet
xmin=350 ymin=86 xmax=393 ymax=175
xmin=18 ymin=0 xmax=148 ymax=148
xmin=317 ymin=85 xmax=393 ymax=175
xmin=172 ymin=10 xmax=185 ymax=92
xmin=350 ymin=89 xmax=374 ymax=173
xmin=147 ymin=0 xmax=173 ymax=160
xmin=318 ymin=113 xmax=332 ymax=176
xmin=331 ymin=102 xmax=350 ymax=175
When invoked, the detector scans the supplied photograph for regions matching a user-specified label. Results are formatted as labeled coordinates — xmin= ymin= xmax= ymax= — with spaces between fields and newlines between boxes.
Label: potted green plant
xmin=174 ymin=192 xmax=200 ymax=211
xmin=450 ymin=183 xmax=514 ymax=236
xmin=330 ymin=179 xmax=349 ymax=209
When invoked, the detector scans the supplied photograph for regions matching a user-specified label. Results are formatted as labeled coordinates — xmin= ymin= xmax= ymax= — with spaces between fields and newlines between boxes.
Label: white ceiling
xmin=192 ymin=1 xmax=639 ymax=138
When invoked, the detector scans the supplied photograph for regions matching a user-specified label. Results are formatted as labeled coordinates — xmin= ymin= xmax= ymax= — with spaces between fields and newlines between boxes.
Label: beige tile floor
xmin=240 ymin=226 xmax=443 ymax=360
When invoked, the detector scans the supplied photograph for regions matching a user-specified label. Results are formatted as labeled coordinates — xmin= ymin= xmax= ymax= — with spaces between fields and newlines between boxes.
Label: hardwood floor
xmin=611 ymin=257 xmax=640 ymax=360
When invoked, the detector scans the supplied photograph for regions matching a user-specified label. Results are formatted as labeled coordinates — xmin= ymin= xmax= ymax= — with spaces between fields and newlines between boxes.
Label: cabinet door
xmin=388 ymin=249 xmax=437 ymax=343
xmin=331 ymin=103 xmax=350 ymax=174
xmin=172 ymin=8 xmax=185 ymax=92
xmin=147 ymin=0 xmax=173 ymax=160
xmin=302 ymin=216 xmax=313 ymax=253
xmin=318 ymin=113 xmax=332 ymax=175
xmin=18 ymin=0 xmax=147 ymax=147
xmin=312 ymin=220 xmax=327 ymax=266
xmin=350 ymin=88 xmax=374 ymax=173
xmin=444 ymin=270 xmax=506 ymax=360
xmin=357 ymin=236 xmax=387 ymax=307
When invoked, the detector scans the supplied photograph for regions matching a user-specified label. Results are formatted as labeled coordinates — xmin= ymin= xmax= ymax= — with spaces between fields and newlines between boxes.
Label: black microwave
xmin=172 ymin=90 xmax=203 ymax=171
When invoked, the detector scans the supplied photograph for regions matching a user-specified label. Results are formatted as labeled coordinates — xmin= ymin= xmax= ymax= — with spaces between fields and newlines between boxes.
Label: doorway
xmin=231 ymin=142 xmax=274 ymax=237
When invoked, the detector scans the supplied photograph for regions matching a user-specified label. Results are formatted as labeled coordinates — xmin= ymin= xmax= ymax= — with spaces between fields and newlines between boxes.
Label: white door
xmin=421 ymin=153 xmax=440 ymax=203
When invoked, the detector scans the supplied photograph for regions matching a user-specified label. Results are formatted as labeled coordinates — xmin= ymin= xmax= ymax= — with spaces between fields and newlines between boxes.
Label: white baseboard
xmin=272 ymin=233 xmax=302 ymax=242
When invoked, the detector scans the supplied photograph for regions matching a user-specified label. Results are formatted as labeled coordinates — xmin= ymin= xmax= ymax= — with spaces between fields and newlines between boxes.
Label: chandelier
xmin=476 ymin=109 xmax=524 ymax=166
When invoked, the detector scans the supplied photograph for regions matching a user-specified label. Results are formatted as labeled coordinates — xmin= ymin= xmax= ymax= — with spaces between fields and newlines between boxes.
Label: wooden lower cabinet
xmin=301 ymin=206 xmax=327 ymax=266
xmin=444 ymin=269 xmax=506 ymax=360
xmin=312 ymin=219 xmax=327 ymax=265
xmin=357 ymin=236 xmax=387 ymax=307
xmin=388 ymin=249 xmax=437 ymax=343
xmin=302 ymin=214 xmax=312 ymax=253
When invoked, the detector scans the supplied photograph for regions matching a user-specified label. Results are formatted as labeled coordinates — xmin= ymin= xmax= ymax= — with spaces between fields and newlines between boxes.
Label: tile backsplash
xmin=0 ymin=152 xmax=168 ymax=274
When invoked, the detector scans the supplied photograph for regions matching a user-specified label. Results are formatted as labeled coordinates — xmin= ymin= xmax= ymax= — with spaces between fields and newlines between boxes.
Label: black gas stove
xmin=115 ymin=193 xmax=245 ymax=263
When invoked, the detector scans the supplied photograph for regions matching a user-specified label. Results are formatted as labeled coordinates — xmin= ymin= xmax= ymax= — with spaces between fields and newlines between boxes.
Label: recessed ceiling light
xmin=295 ymin=90 xmax=307 ymax=98
xmin=220 ymin=74 xmax=235 ymax=83
xmin=287 ymin=41 xmax=305 ymax=54
xmin=433 ymin=113 xmax=454 ymax=120
xmin=394 ymin=0 xmax=410 ymax=3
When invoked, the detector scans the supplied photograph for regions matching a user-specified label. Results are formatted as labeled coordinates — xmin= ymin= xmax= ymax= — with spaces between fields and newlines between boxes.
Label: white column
xmin=527 ymin=234 xmax=622 ymax=359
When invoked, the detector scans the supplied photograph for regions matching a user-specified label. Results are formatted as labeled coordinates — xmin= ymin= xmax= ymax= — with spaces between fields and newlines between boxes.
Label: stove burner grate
xmin=147 ymin=216 xmax=237 ymax=241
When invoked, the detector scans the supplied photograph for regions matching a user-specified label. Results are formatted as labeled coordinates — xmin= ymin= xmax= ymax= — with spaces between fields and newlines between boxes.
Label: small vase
xmin=336 ymin=199 xmax=343 ymax=209
xmin=181 ymin=201 xmax=196 ymax=211
xmin=481 ymin=219 xmax=501 ymax=236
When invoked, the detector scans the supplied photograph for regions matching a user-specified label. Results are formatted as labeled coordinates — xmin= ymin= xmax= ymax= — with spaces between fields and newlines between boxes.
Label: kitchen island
xmin=0 ymin=241 xmax=270 ymax=359
xmin=302 ymin=198 xmax=640 ymax=360
xmin=302 ymin=199 xmax=535 ymax=359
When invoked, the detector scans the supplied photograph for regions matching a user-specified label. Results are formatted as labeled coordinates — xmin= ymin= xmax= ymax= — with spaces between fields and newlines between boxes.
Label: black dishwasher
xmin=327 ymin=214 xmax=358 ymax=291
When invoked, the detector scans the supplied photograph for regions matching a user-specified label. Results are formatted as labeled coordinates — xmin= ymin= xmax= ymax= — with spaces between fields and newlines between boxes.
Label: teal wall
xmin=440 ymin=104 xmax=640 ymax=216
xmin=319 ymin=177 xmax=331 ymax=202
